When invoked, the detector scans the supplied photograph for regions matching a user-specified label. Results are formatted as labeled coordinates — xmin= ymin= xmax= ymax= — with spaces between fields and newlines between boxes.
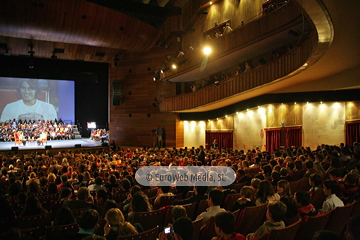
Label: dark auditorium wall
xmin=109 ymin=45 xmax=182 ymax=148
xmin=0 ymin=56 xmax=108 ymax=137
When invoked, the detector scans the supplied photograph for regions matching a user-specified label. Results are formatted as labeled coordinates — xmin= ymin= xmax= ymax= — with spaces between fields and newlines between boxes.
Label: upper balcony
xmin=159 ymin=31 xmax=317 ymax=112
xmin=159 ymin=1 xmax=304 ymax=83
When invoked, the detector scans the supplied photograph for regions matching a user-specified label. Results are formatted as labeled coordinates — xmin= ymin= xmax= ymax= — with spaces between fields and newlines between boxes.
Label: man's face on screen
xmin=20 ymin=81 xmax=36 ymax=105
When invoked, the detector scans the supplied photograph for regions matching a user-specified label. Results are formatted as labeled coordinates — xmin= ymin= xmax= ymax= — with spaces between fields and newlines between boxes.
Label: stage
xmin=0 ymin=138 xmax=104 ymax=151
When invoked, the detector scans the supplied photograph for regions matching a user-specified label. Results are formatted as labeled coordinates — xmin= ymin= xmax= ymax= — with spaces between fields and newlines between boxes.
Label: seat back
xmin=294 ymin=211 xmax=331 ymax=240
xmin=154 ymin=193 xmax=183 ymax=209
xmin=163 ymin=202 xmax=197 ymax=226
xmin=17 ymin=212 xmax=52 ymax=234
xmin=232 ymin=209 xmax=240 ymax=223
xmin=235 ymin=203 xmax=268 ymax=236
xmin=231 ymin=183 xmax=246 ymax=193
xmin=71 ymin=208 xmax=90 ymax=219
xmin=195 ymin=200 xmax=209 ymax=217
xmin=200 ymin=216 xmax=217 ymax=240
xmin=129 ymin=208 xmax=166 ymax=231
xmin=222 ymin=193 xmax=241 ymax=211
xmin=113 ymin=192 xmax=128 ymax=203
xmin=143 ymin=188 xmax=158 ymax=199
xmin=349 ymin=200 xmax=360 ymax=218
xmin=289 ymin=179 xmax=302 ymax=193
xmin=298 ymin=177 xmax=311 ymax=192
xmin=192 ymin=218 xmax=203 ymax=240
xmin=116 ymin=226 xmax=159 ymax=240
xmin=310 ymin=188 xmax=327 ymax=209
xmin=325 ymin=202 xmax=355 ymax=235
xmin=263 ymin=218 xmax=301 ymax=240
xmin=45 ymin=223 xmax=79 ymax=240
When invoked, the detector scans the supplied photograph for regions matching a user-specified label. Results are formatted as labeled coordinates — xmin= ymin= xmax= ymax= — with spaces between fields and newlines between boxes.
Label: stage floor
xmin=0 ymin=138 xmax=103 ymax=151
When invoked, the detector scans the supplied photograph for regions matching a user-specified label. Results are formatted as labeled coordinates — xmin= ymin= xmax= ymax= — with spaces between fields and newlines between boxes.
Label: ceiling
xmin=0 ymin=0 xmax=186 ymax=63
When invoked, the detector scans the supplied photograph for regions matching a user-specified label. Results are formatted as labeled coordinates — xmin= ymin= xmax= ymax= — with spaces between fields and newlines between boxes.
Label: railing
xmin=160 ymin=1 xmax=303 ymax=81
xmin=159 ymin=32 xmax=317 ymax=112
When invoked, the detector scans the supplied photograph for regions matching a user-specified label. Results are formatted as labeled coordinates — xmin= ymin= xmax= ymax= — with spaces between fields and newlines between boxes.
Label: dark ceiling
xmin=87 ymin=0 xmax=181 ymax=28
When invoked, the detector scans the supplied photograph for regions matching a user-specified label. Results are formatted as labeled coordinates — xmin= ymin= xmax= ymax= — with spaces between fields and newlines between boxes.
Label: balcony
xmin=160 ymin=1 xmax=304 ymax=83
xmin=159 ymin=32 xmax=317 ymax=112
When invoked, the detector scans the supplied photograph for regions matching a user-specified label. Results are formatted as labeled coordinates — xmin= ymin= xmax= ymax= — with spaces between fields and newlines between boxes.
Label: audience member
xmin=255 ymin=180 xmax=280 ymax=206
xmin=320 ymin=180 xmax=344 ymax=213
xmin=213 ymin=211 xmax=246 ymax=240
xmin=196 ymin=189 xmax=225 ymax=226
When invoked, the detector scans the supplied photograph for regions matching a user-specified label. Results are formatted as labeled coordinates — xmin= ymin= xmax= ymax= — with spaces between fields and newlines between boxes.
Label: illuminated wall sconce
xmin=281 ymin=122 xmax=285 ymax=127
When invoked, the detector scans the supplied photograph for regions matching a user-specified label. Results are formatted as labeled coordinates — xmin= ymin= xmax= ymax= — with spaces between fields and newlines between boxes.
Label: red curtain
xmin=205 ymin=131 xmax=233 ymax=150
xmin=286 ymin=127 xmax=302 ymax=147
xmin=265 ymin=129 xmax=281 ymax=153
xmin=346 ymin=121 xmax=360 ymax=146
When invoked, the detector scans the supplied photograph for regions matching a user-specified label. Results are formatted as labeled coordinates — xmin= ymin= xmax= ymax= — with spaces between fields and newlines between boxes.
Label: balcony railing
xmin=159 ymin=32 xmax=317 ymax=112
xmin=160 ymin=1 xmax=303 ymax=81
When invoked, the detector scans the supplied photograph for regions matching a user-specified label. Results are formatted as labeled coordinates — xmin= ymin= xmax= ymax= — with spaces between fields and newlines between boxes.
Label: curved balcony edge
xmin=159 ymin=32 xmax=318 ymax=112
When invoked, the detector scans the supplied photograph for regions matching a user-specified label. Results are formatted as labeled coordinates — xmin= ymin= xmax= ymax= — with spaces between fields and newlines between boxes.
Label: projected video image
xmin=0 ymin=77 xmax=74 ymax=123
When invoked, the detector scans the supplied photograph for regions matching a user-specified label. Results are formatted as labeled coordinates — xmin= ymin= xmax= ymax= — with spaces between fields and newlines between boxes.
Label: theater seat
xmin=128 ymin=208 xmax=166 ymax=231
xmin=235 ymin=203 xmax=268 ymax=236
xmin=116 ymin=226 xmax=159 ymax=240
xmin=294 ymin=211 xmax=331 ymax=240
xmin=45 ymin=223 xmax=79 ymax=240
xmin=325 ymin=202 xmax=355 ymax=235
xmin=260 ymin=218 xmax=301 ymax=240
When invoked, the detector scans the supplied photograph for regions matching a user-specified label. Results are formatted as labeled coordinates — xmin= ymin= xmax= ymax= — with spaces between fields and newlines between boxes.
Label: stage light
xmin=294 ymin=102 xmax=297 ymax=104
xmin=208 ymin=119 xmax=210 ymax=121
xmin=160 ymin=70 xmax=163 ymax=73
xmin=216 ymin=118 xmax=219 ymax=120
xmin=172 ymin=64 xmax=177 ymax=69
xmin=225 ymin=115 xmax=228 ymax=118
xmin=153 ymin=76 xmax=160 ymax=81
xmin=236 ymin=112 xmax=239 ymax=115
xmin=320 ymin=101 xmax=323 ymax=104
xmin=209 ymin=1 xmax=212 ymax=4
xmin=203 ymin=46 xmax=212 ymax=55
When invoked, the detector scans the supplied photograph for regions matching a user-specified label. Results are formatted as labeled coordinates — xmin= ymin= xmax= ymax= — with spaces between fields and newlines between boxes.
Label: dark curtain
xmin=205 ymin=131 xmax=233 ymax=150
xmin=286 ymin=127 xmax=302 ymax=147
xmin=265 ymin=129 xmax=281 ymax=153
xmin=346 ymin=121 xmax=360 ymax=146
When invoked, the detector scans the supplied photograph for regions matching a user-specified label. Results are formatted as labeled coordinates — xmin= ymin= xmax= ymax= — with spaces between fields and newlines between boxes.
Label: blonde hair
xmin=105 ymin=208 xmax=124 ymax=225
xmin=105 ymin=208 xmax=138 ymax=237
xmin=238 ymin=186 xmax=254 ymax=204
xmin=48 ymin=173 xmax=56 ymax=183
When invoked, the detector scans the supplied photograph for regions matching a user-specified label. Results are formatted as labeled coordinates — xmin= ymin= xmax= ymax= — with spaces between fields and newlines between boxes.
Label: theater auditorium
xmin=0 ymin=0 xmax=359 ymax=239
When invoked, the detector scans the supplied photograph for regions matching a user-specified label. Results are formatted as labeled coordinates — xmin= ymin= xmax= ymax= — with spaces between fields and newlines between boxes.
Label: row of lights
xmin=205 ymin=101 xmax=336 ymax=121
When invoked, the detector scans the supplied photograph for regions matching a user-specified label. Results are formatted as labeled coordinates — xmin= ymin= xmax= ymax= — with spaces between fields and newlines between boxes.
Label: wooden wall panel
xmin=206 ymin=115 xmax=234 ymax=130
xmin=182 ymin=0 xmax=264 ymax=49
xmin=346 ymin=101 xmax=360 ymax=121
xmin=109 ymin=47 xmax=179 ymax=147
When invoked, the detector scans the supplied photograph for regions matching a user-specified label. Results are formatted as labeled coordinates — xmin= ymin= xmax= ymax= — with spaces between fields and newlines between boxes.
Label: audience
xmin=246 ymin=201 xmax=287 ymax=240
xmin=196 ymin=189 xmax=225 ymax=226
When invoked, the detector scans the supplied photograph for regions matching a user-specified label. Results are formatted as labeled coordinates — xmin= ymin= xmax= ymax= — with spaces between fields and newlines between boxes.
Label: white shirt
xmin=255 ymin=193 xmax=281 ymax=206
xmin=196 ymin=205 xmax=226 ymax=226
xmin=1 ymin=99 xmax=57 ymax=122
xmin=321 ymin=194 xmax=344 ymax=213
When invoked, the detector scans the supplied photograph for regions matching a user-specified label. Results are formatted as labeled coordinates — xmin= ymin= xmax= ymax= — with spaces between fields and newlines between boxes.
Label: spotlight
xmin=172 ymin=64 xmax=177 ymax=69
xmin=214 ymin=81 xmax=219 ymax=86
xmin=203 ymin=46 xmax=212 ymax=55
xmin=153 ymin=76 xmax=160 ymax=81
xmin=209 ymin=1 xmax=212 ymax=4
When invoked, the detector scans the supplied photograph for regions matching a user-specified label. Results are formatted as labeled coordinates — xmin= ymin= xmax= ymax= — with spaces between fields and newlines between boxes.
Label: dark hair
xmin=268 ymin=201 xmax=287 ymax=222
xmin=330 ymin=158 xmax=342 ymax=168
xmin=78 ymin=209 xmax=99 ymax=230
xmin=329 ymin=168 xmax=341 ymax=178
xmin=97 ymin=189 xmax=109 ymax=202
xmin=102 ymin=200 xmax=118 ymax=219
xmin=17 ymin=79 xmax=41 ymax=99
xmin=130 ymin=185 xmax=141 ymax=196
xmin=256 ymin=180 xmax=275 ymax=204
xmin=130 ymin=192 xmax=152 ymax=212
xmin=208 ymin=189 xmax=224 ymax=206
xmin=323 ymin=180 xmax=340 ymax=195
xmin=280 ymin=196 xmax=298 ymax=219
xmin=262 ymin=165 xmax=272 ymax=175
xmin=305 ymin=160 xmax=314 ymax=169
xmin=295 ymin=191 xmax=311 ymax=206
xmin=173 ymin=217 xmax=193 ymax=240
xmin=214 ymin=211 xmax=235 ymax=234
xmin=121 ymin=179 xmax=131 ymax=192
xmin=21 ymin=195 xmax=46 ymax=217
xmin=60 ymin=187 xmax=72 ymax=199
xmin=160 ymin=184 xmax=171 ymax=194
xmin=54 ymin=207 xmax=75 ymax=226
xmin=195 ymin=186 xmax=208 ymax=195
xmin=310 ymin=174 xmax=322 ymax=187
xmin=28 ymin=181 xmax=40 ymax=193
xmin=95 ymin=176 xmax=103 ymax=185
xmin=312 ymin=230 xmax=340 ymax=240
xmin=294 ymin=160 xmax=302 ymax=171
